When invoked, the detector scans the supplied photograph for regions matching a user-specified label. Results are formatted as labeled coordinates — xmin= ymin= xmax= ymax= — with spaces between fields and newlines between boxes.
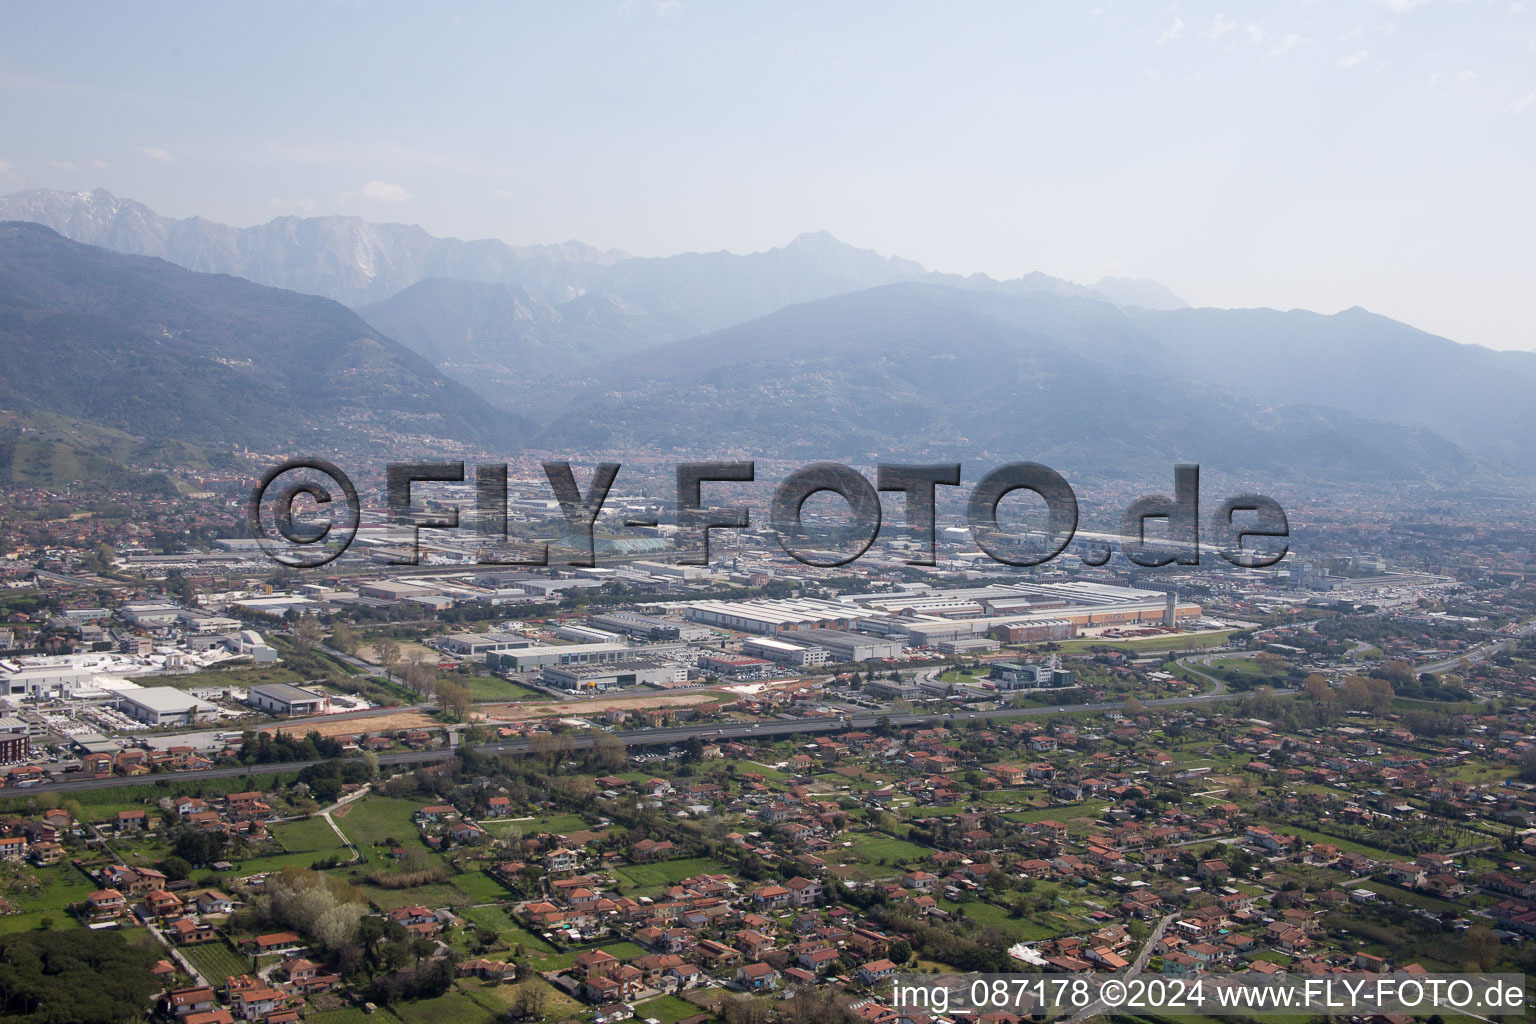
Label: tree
xmin=888 ymin=938 xmax=912 ymax=964
xmin=437 ymin=680 xmax=472 ymax=721
xmin=1462 ymin=923 xmax=1501 ymax=972
xmin=511 ymin=979 xmax=549 ymax=1019
xmin=374 ymin=637 xmax=401 ymax=680
xmin=292 ymin=612 xmax=323 ymax=652
xmin=329 ymin=621 xmax=359 ymax=656
xmin=1302 ymin=674 xmax=1335 ymax=706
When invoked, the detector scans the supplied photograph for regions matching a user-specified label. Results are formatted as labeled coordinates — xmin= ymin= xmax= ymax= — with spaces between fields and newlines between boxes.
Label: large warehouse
xmin=789 ymin=629 xmax=905 ymax=662
xmin=117 ymin=687 xmax=220 ymax=726
xmin=247 ymin=683 xmax=329 ymax=716
xmin=681 ymin=598 xmax=859 ymax=634
xmin=541 ymin=660 xmax=687 ymax=692
xmin=487 ymin=642 xmax=631 ymax=672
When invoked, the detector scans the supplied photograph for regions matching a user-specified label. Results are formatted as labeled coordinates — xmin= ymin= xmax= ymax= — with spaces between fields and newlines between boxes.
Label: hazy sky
xmin=2 ymin=1 xmax=1532 ymax=349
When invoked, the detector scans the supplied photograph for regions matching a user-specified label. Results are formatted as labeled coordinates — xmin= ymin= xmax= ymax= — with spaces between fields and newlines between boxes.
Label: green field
xmin=182 ymin=939 xmax=255 ymax=985
xmin=0 ymin=862 xmax=95 ymax=934
xmin=636 ymin=995 xmax=709 ymax=1024
xmin=451 ymin=871 xmax=513 ymax=903
xmin=464 ymin=677 xmax=547 ymax=702
xmin=271 ymin=815 xmax=349 ymax=853
xmin=389 ymin=989 xmax=496 ymax=1024
xmin=1018 ymin=630 xmax=1236 ymax=654
xmin=611 ymin=857 xmax=733 ymax=892
xmin=332 ymin=796 xmax=433 ymax=862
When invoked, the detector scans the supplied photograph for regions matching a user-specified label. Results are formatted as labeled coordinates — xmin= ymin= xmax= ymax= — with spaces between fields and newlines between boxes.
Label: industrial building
xmin=988 ymin=658 xmax=1076 ymax=690
xmin=438 ymin=631 xmax=533 ymax=658
xmin=682 ymin=598 xmax=859 ymax=634
xmin=742 ymin=636 xmax=831 ymax=668
xmin=699 ymin=654 xmax=775 ymax=680
xmin=117 ymin=687 xmax=220 ymax=726
xmin=2 ymin=666 xmax=95 ymax=698
xmin=486 ymin=642 xmax=631 ymax=672
xmin=541 ymin=660 xmax=688 ymax=692
xmin=247 ymin=683 xmax=329 ymax=716
xmin=589 ymin=612 xmax=715 ymax=642
xmin=0 ymin=718 xmax=29 ymax=764
xmin=788 ymin=629 xmax=905 ymax=663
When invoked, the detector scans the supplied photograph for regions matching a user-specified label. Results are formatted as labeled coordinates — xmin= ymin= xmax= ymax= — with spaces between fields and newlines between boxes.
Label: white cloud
xmin=1202 ymin=14 xmax=1237 ymax=42
xmin=1268 ymin=33 xmax=1304 ymax=56
xmin=48 ymin=159 xmax=77 ymax=171
xmin=137 ymin=146 xmax=173 ymax=163
xmin=1377 ymin=0 xmax=1431 ymax=11
xmin=0 ymin=159 xmax=12 ymax=174
xmin=491 ymin=187 xmax=514 ymax=199
xmin=1430 ymin=69 xmax=1481 ymax=89
xmin=87 ymin=157 xmax=108 ymax=169
xmin=1506 ymin=91 xmax=1536 ymax=114
xmin=1157 ymin=16 xmax=1185 ymax=43
xmin=655 ymin=0 xmax=681 ymax=16
xmin=360 ymin=179 xmax=410 ymax=203
xmin=1246 ymin=23 xmax=1264 ymax=44
xmin=1337 ymin=49 xmax=1370 ymax=68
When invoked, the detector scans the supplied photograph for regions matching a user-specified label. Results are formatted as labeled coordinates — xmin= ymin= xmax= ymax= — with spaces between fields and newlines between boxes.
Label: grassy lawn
xmin=612 ymin=857 xmax=732 ymax=892
xmin=389 ymin=989 xmax=497 ymax=1024
xmin=465 ymin=677 xmax=547 ymax=702
xmin=0 ymin=862 xmax=96 ymax=934
xmin=307 ymin=1011 xmax=378 ymax=1024
xmin=332 ymin=796 xmax=432 ymax=862
xmin=1258 ymin=821 xmax=1398 ymax=861
xmin=270 ymin=815 xmax=348 ymax=853
xmin=1004 ymin=800 xmax=1109 ymax=824
xmin=636 ymin=995 xmax=710 ymax=1024
xmin=492 ymin=812 xmax=592 ymax=835
xmin=1358 ymin=879 xmax=1467 ymax=915
xmin=847 ymin=834 xmax=933 ymax=866
xmin=451 ymin=871 xmax=513 ymax=903
xmin=182 ymin=939 xmax=255 ymax=985
xmin=1025 ymin=630 xmax=1235 ymax=654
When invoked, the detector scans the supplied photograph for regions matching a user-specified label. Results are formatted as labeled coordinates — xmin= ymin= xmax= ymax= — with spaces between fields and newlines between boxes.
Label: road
xmin=317 ymin=783 xmax=370 ymax=864
xmin=1065 ymin=911 xmax=1178 ymax=1023
xmin=21 ymin=685 xmax=1289 ymax=794
xmin=1418 ymin=618 xmax=1536 ymax=675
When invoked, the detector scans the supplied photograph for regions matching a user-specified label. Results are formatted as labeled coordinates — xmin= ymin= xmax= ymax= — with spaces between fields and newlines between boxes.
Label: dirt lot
xmin=269 ymin=708 xmax=440 ymax=738
xmin=474 ymin=689 xmax=730 ymax=722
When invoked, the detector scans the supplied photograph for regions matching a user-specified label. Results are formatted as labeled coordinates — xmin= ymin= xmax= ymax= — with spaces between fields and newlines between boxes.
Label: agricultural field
xmin=0 ymin=861 xmax=94 ymax=934
xmin=271 ymin=815 xmax=349 ymax=853
xmin=331 ymin=796 xmax=433 ymax=861
xmin=611 ymin=857 xmax=733 ymax=893
xmin=182 ymin=939 xmax=256 ymax=985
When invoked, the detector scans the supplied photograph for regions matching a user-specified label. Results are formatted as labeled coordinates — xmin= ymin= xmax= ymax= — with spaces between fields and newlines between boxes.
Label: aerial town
xmin=1 ymin=478 xmax=1534 ymax=1024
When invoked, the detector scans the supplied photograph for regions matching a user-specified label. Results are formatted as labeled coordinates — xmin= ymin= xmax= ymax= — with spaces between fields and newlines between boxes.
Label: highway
xmin=17 ymin=684 xmax=1286 ymax=795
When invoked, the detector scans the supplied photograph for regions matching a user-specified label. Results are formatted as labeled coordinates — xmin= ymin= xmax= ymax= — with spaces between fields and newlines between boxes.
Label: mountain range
xmin=0 ymin=187 xmax=1531 ymax=493
xmin=0 ymin=222 xmax=521 ymax=483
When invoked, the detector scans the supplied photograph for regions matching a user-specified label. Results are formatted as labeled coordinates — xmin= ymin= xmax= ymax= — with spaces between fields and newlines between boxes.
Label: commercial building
xmin=247 ymin=683 xmax=329 ymax=716
xmin=438 ymin=631 xmax=533 ymax=658
xmin=742 ymin=637 xmax=830 ymax=668
xmin=0 ymin=718 xmax=29 ymax=764
xmin=486 ymin=642 xmax=631 ymax=672
xmin=788 ymin=629 xmax=904 ymax=663
xmin=682 ymin=598 xmax=859 ymax=635
xmin=541 ymin=661 xmax=688 ymax=692
xmin=117 ymin=687 xmax=221 ymax=726
xmin=590 ymin=612 xmax=714 ymax=642
xmin=2 ymin=666 xmax=95 ymax=698
xmin=699 ymin=654 xmax=775 ymax=680
xmin=988 ymin=660 xmax=1076 ymax=690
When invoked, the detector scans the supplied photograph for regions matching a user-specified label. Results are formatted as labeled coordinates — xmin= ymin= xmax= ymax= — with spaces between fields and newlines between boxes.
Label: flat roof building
xmin=247 ymin=683 xmax=329 ymax=716
xmin=487 ymin=642 xmax=631 ymax=672
xmin=118 ymin=687 xmax=220 ymax=726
